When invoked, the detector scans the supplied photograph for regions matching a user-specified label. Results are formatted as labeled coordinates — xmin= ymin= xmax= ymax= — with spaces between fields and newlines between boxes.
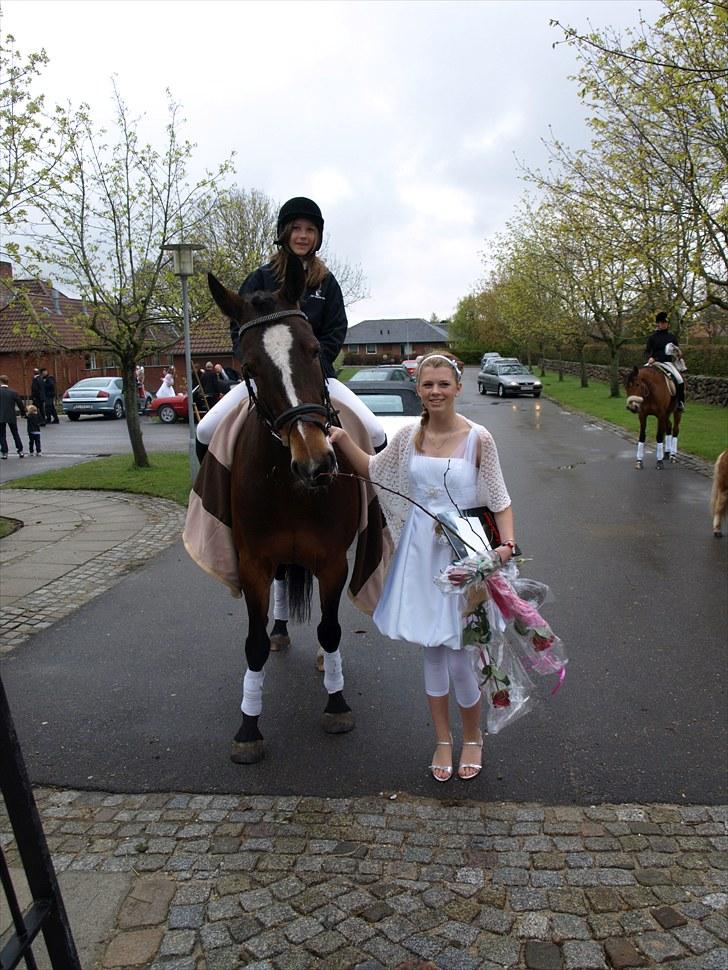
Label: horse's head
xmin=624 ymin=366 xmax=648 ymax=413
xmin=208 ymin=258 xmax=336 ymax=487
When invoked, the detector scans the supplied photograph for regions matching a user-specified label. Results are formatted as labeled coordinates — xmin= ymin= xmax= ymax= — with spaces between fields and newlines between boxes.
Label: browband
xmin=237 ymin=309 xmax=308 ymax=340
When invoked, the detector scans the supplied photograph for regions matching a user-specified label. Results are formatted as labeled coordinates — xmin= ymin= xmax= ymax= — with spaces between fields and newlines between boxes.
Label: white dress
xmin=373 ymin=429 xmax=480 ymax=650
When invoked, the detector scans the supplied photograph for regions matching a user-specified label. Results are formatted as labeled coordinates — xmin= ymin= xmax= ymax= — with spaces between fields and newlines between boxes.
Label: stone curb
xmin=2 ymin=789 xmax=725 ymax=969
xmin=0 ymin=490 xmax=185 ymax=653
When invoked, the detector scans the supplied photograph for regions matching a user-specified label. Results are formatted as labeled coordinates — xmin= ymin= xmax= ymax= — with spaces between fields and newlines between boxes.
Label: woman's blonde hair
xmin=270 ymin=223 xmax=328 ymax=290
xmin=414 ymin=354 xmax=462 ymax=450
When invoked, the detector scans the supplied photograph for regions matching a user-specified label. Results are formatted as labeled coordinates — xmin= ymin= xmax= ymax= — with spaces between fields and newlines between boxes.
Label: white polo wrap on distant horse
xmin=323 ymin=648 xmax=344 ymax=694
xmin=241 ymin=668 xmax=265 ymax=716
xmin=273 ymin=578 xmax=289 ymax=622
xmin=636 ymin=441 xmax=645 ymax=461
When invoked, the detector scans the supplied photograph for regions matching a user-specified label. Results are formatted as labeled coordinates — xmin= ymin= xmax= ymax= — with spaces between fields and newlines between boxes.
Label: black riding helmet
xmin=276 ymin=197 xmax=324 ymax=251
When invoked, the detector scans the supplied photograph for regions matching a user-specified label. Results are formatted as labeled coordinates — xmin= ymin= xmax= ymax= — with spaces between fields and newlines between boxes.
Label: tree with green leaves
xmin=0 ymin=33 xmax=69 ymax=258
xmin=20 ymin=82 xmax=233 ymax=467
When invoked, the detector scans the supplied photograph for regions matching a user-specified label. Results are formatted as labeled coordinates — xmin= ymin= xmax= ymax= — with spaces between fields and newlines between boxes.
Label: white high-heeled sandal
xmin=430 ymin=737 xmax=453 ymax=782
xmin=458 ymin=733 xmax=484 ymax=780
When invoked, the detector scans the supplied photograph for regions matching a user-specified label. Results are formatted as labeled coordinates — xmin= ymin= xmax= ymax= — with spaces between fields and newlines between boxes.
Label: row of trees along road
xmin=450 ymin=0 xmax=728 ymax=396
xmin=1 ymin=37 xmax=367 ymax=467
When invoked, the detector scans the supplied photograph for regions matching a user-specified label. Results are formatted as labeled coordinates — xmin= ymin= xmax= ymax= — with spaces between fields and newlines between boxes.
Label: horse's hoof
xmin=635 ymin=460 xmax=643 ymax=470
xmin=669 ymin=454 xmax=677 ymax=463
xmin=321 ymin=711 xmax=355 ymax=734
xmin=714 ymin=530 xmax=723 ymax=539
xmin=315 ymin=649 xmax=324 ymax=673
xmin=270 ymin=633 xmax=291 ymax=651
xmin=656 ymin=460 xmax=664 ymax=470
xmin=230 ymin=739 xmax=265 ymax=764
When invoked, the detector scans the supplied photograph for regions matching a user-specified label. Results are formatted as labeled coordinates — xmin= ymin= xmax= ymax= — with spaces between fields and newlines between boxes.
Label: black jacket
xmin=26 ymin=413 xmax=42 ymax=434
xmin=44 ymin=375 xmax=56 ymax=400
xmin=200 ymin=369 xmax=221 ymax=398
xmin=31 ymin=374 xmax=44 ymax=404
xmin=645 ymin=329 xmax=678 ymax=363
xmin=0 ymin=385 xmax=26 ymax=423
xmin=232 ymin=262 xmax=347 ymax=379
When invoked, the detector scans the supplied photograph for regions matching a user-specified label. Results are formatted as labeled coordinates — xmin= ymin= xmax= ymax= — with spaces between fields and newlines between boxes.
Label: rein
xmin=237 ymin=308 xmax=338 ymax=442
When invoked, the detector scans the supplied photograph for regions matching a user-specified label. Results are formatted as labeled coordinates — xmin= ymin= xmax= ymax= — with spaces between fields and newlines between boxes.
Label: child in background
xmin=26 ymin=404 xmax=42 ymax=455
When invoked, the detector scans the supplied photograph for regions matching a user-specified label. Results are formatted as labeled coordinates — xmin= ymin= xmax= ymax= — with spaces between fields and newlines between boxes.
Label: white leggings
xmin=196 ymin=377 xmax=386 ymax=448
xmin=423 ymin=645 xmax=481 ymax=710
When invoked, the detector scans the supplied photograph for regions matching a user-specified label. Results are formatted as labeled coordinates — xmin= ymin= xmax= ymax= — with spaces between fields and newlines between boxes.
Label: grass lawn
xmin=1 ymin=452 xmax=192 ymax=506
xmin=0 ymin=516 xmax=18 ymax=539
xmin=539 ymin=370 xmax=727 ymax=462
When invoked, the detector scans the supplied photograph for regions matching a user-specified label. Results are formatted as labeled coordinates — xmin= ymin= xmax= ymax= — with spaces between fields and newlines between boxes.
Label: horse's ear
xmin=277 ymin=256 xmax=307 ymax=308
xmin=208 ymin=273 xmax=246 ymax=322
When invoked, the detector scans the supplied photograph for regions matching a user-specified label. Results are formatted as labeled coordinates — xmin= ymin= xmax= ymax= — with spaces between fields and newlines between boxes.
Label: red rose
xmin=532 ymin=632 xmax=554 ymax=652
xmin=492 ymin=689 xmax=510 ymax=708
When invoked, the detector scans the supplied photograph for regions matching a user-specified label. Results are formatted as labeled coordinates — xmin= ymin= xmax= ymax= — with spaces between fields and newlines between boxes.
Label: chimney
xmin=0 ymin=261 xmax=12 ymax=279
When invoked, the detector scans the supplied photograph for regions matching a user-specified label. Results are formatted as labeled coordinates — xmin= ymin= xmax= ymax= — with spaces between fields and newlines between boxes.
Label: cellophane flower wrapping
xmin=435 ymin=554 xmax=567 ymax=734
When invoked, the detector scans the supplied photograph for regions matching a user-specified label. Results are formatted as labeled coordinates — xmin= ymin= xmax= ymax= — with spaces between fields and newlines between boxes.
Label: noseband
xmin=237 ymin=309 xmax=338 ymax=442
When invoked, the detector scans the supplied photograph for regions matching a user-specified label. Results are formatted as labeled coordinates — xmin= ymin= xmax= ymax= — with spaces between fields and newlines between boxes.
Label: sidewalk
xmin=0 ymin=490 xmax=726 ymax=969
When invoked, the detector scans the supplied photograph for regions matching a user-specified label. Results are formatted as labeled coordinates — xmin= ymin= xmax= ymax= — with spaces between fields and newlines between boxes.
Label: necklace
xmin=425 ymin=428 xmax=464 ymax=451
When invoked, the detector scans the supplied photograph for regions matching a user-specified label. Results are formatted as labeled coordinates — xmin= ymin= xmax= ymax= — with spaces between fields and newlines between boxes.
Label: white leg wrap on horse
xmin=326 ymin=377 xmax=386 ymax=448
xmin=665 ymin=434 xmax=673 ymax=454
xmin=241 ymin=668 xmax=265 ymax=716
xmin=656 ymin=442 xmax=664 ymax=461
xmin=197 ymin=381 xmax=250 ymax=445
xmin=672 ymin=437 xmax=678 ymax=455
xmin=322 ymin=649 xmax=344 ymax=694
xmin=272 ymin=579 xmax=289 ymax=622
xmin=636 ymin=441 xmax=645 ymax=461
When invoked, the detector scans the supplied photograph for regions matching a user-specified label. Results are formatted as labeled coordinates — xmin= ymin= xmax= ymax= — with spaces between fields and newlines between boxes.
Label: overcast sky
xmin=4 ymin=0 xmax=662 ymax=325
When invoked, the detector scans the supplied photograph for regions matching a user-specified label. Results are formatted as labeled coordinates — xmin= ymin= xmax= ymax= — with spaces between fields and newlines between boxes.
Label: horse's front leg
xmin=635 ymin=418 xmax=647 ymax=469
xmin=655 ymin=417 xmax=666 ymax=469
xmin=231 ymin=564 xmax=273 ymax=764
xmin=317 ymin=557 xmax=355 ymax=735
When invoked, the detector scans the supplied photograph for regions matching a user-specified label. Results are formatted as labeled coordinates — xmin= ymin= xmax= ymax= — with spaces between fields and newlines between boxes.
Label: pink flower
xmin=492 ymin=689 xmax=511 ymax=708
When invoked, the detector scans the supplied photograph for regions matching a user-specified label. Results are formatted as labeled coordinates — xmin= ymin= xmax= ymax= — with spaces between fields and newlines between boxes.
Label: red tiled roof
xmin=0 ymin=278 xmax=233 ymax=356
xmin=0 ymin=279 xmax=92 ymax=351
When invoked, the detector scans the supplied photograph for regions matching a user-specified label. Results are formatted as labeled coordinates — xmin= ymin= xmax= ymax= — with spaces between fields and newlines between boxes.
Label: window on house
xmin=348 ymin=344 xmax=359 ymax=354
xmin=366 ymin=344 xmax=376 ymax=355
xmin=84 ymin=353 xmax=97 ymax=370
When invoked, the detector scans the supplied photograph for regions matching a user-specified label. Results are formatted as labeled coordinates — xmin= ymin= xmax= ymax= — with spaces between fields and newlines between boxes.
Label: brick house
xmin=0 ymin=262 xmax=238 ymax=399
xmin=343 ymin=318 xmax=451 ymax=365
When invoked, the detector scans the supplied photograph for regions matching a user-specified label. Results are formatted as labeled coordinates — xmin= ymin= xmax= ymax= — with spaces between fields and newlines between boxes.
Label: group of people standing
xmin=30 ymin=368 xmax=59 ymax=425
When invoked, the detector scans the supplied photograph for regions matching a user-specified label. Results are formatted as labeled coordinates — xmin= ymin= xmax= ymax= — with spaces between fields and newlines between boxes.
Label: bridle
xmin=236 ymin=309 xmax=338 ymax=443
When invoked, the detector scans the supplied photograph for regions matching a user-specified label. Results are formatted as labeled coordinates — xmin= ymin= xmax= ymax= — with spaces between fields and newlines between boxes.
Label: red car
xmin=149 ymin=393 xmax=202 ymax=424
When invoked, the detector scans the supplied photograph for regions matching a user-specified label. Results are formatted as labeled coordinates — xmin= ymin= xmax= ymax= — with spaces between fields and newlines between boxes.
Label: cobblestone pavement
xmin=0 ymin=489 xmax=186 ymax=653
xmin=2 ymin=788 xmax=726 ymax=969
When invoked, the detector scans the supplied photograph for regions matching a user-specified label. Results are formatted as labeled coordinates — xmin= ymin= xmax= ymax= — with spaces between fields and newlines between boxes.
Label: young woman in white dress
xmin=330 ymin=355 xmax=516 ymax=782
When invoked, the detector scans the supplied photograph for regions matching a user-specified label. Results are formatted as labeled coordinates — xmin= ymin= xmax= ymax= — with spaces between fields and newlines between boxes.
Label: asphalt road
xmin=2 ymin=376 xmax=727 ymax=804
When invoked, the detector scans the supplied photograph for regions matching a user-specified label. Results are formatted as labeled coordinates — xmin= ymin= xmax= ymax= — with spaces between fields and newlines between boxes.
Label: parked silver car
xmin=62 ymin=377 xmax=146 ymax=420
xmin=477 ymin=361 xmax=542 ymax=398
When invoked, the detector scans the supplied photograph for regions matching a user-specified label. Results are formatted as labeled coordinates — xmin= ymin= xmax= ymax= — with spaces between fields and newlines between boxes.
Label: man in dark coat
xmin=44 ymin=372 xmax=59 ymax=423
xmin=200 ymin=361 xmax=221 ymax=412
xmin=31 ymin=368 xmax=46 ymax=425
xmin=0 ymin=375 xmax=26 ymax=458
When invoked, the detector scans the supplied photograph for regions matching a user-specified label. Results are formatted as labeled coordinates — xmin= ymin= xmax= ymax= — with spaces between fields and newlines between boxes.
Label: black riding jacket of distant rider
xmin=645 ymin=328 xmax=679 ymax=363
xmin=231 ymin=261 xmax=347 ymax=379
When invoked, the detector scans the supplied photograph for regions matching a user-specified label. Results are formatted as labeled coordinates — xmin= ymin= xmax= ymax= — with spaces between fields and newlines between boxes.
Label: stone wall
xmin=541 ymin=359 xmax=728 ymax=407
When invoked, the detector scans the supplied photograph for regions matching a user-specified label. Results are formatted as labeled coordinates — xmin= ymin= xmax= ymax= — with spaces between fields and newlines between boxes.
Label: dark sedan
xmin=347 ymin=365 xmax=413 ymax=383
xmin=477 ymin=361 xmax=542 ymax=398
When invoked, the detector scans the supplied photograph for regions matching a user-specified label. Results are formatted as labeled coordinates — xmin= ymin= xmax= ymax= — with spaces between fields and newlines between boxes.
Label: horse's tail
xmin=286 ymin=564 xmax=313 ymax=623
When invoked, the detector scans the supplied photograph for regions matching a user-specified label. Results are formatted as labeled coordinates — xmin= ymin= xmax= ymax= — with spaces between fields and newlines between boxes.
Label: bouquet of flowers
xmin=434 ymin=551 xmax=567 ymax=734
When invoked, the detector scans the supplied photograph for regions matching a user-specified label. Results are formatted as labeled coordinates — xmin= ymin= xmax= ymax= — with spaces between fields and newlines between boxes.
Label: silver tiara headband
xmin=416 ymin=354 xmax=462 ymax=381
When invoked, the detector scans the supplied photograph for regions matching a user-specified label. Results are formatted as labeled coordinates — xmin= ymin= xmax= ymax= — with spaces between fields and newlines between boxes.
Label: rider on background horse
xmin=645 ymin=311 xmax=686 ymax=411
xmin=196 ymin=196 xmax=386 ymax=647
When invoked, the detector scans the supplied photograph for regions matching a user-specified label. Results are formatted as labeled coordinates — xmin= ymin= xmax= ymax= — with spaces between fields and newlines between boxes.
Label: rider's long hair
xmin=270 ymin=222 xmax=329 ymax=290
xmin=414 ymin=354 xmax=463 ymax=452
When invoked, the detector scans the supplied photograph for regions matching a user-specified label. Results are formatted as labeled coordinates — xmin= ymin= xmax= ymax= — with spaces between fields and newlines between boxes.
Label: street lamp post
xmin=162 ymin=243 xmax=204 ymax=481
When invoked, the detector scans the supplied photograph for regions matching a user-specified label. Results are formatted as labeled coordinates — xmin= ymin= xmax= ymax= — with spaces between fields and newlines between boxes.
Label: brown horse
xmin=624 ymin=365 xmax=683 ymax=469
xmin=207 ymin=258 xmax=360 ymax=763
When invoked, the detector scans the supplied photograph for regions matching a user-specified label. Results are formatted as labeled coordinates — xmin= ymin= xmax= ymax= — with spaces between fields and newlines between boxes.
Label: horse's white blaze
xmin=263 ymin=325 xmax=298 ymax=406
